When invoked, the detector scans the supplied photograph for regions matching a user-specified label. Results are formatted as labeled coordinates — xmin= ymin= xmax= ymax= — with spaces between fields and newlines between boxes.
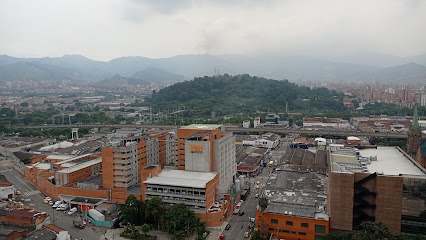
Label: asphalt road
xmin=0 ymin=161 xmax=104 ymax=240
xmin=220 ymin=165 xmax=271 ymax=239
xmin=220 ymin=140 xmax=290 ymax=240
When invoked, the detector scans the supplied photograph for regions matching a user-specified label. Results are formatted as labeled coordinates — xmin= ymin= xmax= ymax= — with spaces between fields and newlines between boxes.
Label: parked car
xmin=219 ymin=235 xmax=225 ymax=239
xmin=67 ymin=207 xmax=78 ymax=215
xmin=16 ymin=191 xmax=21 ymax=195
xmin=239 ymin=211 xmax=245 ymax=216
xmin=244 ymin=232 xmax=249 ymax=238
xmin=43 ymin=197 xmax=51 ymax=204
xmin=57 ymin=204 xmax=68 ymax=211
xmin=52 ymin=201 xmax=61 ymax=208
xmin=48 ymin=201 xmax=54 ymax=206
xmin=73 ymin=219 xmax=86 ymax=229
xmin=225 ymin=224 xmax=231 ymax=230
xmin=255 ymin=194 xmax=259 ymax=198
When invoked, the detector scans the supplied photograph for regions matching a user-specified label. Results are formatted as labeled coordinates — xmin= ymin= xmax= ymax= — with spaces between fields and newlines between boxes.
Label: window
xmin=271 ymin=219 xmax=278 ymax=224
xmin=315 ymin=236 xmax=325 ymax=240
xmin=299 ymin=232 xmax=307 ymax=236
xmin=301 ymin=222 xmax=309 ymax=228
xmin=282 ymin=230 xmax=290 ymax=233
xmin=286 ymin=221 xmax=293 ymax=226
xmin=291 ymin=231 xmax=296 ymax=234
xmin=268 ymin=228 xmax=274 ymax=231
xmin=315 ymin=225 xmax=326 ymax=234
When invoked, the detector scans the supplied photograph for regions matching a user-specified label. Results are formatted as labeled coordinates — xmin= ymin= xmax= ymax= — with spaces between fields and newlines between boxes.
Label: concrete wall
xmin=185 ymin=140 xmax=211 ymax=172
xmin=213 ymin=133 xmax=236 ymax=193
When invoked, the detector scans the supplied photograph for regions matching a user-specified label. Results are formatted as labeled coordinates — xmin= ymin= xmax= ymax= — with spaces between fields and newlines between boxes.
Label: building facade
xmin=178 ymin=124 xmax=236 ymax=193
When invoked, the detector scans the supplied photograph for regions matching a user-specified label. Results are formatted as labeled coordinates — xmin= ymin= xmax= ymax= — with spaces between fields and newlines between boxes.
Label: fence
xmin=85 ymin=212 xmax=112 ymax=228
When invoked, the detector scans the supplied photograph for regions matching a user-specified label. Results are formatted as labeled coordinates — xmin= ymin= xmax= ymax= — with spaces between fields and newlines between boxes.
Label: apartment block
xmin=102 ymin=131 xmax=175 ymax=191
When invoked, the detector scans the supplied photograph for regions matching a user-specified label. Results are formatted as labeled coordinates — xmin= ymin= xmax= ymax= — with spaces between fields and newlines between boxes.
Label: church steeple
xmin=412 ymin=106 xmax=420 ymax=130
xmin=407 ymin=106 xmax=422 ymax=158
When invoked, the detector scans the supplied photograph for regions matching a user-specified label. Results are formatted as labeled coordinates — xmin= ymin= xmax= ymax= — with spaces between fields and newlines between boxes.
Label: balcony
xmin=114 ymin=165 xmax=131 ymax=170
xmin=145 ymin=195 xmax=206 ymax=207
xmin=145 ymin=189 xmax=206 ymax=200
xmin=114 ymin=159 xmax=130 ymax=164
xmin=114 ymin=171 xmax=129 ymax=176
xmin=115 ymin=183 xmax=130 ymax=188
xmin=114 ymin=153 xmax=133 ymax=158
xmin=115 ymin=177 xmax=128 ymax=182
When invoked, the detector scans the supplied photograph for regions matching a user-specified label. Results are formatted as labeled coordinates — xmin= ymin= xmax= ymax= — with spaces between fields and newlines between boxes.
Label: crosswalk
xmin=21 ymin=190 xmax=41 ymax=196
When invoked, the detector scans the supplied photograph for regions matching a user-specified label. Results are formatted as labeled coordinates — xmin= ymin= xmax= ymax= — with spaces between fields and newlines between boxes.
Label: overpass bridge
xmin=22 ymin=124 xmax=408 ymax=139
xmin=225 ymin=127 xmax=408 ymax=139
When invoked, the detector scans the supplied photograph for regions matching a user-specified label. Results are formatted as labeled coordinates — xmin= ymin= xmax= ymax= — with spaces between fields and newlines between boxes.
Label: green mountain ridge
xmin=145 ymin=74 xmax=344 ymax=115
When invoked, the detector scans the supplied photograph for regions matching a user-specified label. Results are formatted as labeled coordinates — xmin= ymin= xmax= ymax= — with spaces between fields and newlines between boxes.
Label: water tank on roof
xmin=239 ymin=175 xmax=245 ymax=186
xmin=235 ymin=179 xmax=241 ymax=193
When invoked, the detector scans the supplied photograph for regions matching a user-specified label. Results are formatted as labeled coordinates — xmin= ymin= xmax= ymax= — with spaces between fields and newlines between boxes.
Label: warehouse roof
xmin=56 ymin=158 xmax=102 ymax=173
xmin=144 ymin=170 xmax=217 ymax=188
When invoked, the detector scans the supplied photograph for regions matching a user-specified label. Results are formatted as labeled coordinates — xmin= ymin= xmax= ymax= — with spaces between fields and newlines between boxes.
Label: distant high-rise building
xmin=254 ymin=117 xmax=261 ymax=128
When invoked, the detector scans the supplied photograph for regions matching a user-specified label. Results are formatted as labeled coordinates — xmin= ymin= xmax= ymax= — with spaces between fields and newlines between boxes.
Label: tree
xmin=258 ymin=197 xmax=268 ymax=234
xmin=140 ymin=223 xmax=151 ymax=238
xmin=250 ymin=229 xmax=265 ymax=240
xmin=120 ymin=195 xmax=146 ymax=225
xmin=355 ymin=221 xmax=395 ymax=240
xmin=145 ymin=197 xmax=166 ymax=229
xmin=325 ymin=231 xmax=353 ymax=240
xmin=20 ymin=102 xmax=29 ymax=107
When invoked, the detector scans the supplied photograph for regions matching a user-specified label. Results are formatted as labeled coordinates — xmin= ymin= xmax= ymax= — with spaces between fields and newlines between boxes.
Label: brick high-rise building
xmin=177 ymin=124 xmax=236 ymax=193
xmin=102 ymin=131 xmax=175 ymax=191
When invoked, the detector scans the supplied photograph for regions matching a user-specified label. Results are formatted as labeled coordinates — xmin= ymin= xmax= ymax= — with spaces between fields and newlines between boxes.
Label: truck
xmin=88 ymin=209 xmax=105 ymax=221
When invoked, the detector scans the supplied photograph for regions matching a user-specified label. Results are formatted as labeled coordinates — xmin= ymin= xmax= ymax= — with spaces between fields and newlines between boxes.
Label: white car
xmin=67 ymin=207 xmax=77 ymax=215
xmin=52 ymin=201 xmax=62 ymax=208
xmin=56 ymin=204 xmax=68 ymax=211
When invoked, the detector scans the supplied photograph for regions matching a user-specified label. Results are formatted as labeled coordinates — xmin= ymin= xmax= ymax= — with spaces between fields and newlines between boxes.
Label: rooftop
xmin=21 ymin=229 xmax=56 ymax=240
xmin=144 ymin=170 xmax=217 ymax=188
xmin=263 ymin=171 xmax=328 ymax=220
xmin=331 ymin=146 xmax=426 ymax=176
xmin=179 ymin=124 xmax=222 ymax=131
xmin=359 ymin=146 xmax=426 ymax=176
xmin=56 ymin=158 xmax=102 ymax=173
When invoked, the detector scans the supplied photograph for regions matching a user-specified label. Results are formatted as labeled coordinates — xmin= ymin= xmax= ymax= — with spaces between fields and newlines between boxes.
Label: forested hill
xmin=145 ymin=74 xmax=344 ymax=115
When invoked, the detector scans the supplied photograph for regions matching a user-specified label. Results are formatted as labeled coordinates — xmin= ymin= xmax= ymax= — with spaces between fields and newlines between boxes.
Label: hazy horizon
xmin=1 ymin=0 xmax=425 ymax=62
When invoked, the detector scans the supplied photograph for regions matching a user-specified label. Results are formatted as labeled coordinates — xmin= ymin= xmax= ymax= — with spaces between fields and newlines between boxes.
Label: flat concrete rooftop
xmin=359 ymin=146 xmax=425 ymax=176
xmin=144 ymin=170 xmax=217 ymax=189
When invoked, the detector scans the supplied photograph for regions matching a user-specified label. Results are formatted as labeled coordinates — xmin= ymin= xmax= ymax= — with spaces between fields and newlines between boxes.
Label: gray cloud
xmin=0 ymin=0 xmax=425 ymax=61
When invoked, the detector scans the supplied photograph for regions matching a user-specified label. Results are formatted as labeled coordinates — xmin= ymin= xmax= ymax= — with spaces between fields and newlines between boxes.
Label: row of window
xmin=268 ymin=228 xmax=306 ymax=235
xmin=269 ymin=219 xmax=326 ymax=234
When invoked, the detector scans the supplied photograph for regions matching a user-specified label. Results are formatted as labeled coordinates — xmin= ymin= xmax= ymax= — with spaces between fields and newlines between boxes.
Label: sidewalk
xmin=207 ymin=220 xmax=229 ymax=240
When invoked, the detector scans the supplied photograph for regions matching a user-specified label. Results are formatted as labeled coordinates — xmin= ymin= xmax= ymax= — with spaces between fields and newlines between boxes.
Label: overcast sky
xmin=0 ymin=0 xmax=425 ymax=61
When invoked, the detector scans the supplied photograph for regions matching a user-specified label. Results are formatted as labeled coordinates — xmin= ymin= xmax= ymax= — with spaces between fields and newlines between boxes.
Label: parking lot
xmin=0 ymin=160 xmax=105 ymax=240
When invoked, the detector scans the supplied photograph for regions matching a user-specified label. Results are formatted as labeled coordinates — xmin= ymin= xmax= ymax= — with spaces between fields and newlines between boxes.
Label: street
xmin=0 ymin=160 xmax=104 ymax=240
xmin=220 ymin=139 xmax=289 ymax=239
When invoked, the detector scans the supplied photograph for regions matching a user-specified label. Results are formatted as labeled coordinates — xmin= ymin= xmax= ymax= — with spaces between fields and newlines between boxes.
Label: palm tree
xmin=258 ymin=197 xmax=268 ymax=234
